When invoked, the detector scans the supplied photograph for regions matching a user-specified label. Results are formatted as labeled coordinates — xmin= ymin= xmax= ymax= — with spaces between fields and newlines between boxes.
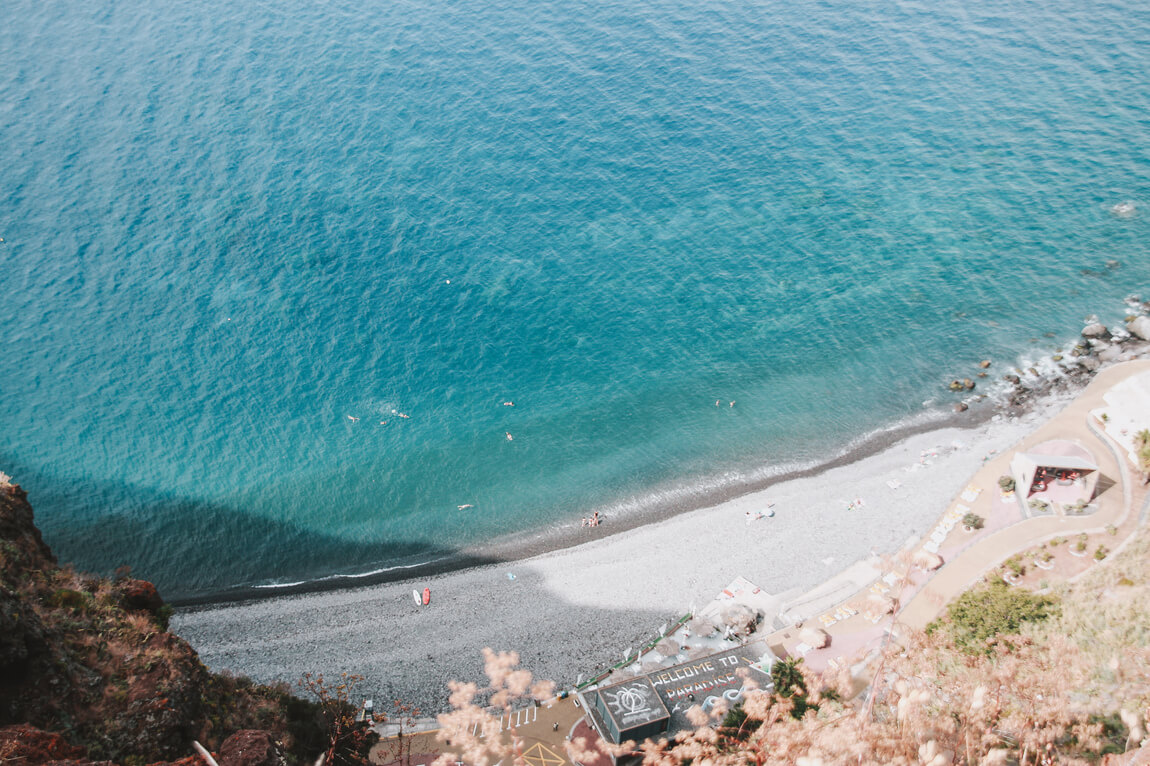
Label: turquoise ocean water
xmin=1 ymin=0 xmax=1148 ymax=600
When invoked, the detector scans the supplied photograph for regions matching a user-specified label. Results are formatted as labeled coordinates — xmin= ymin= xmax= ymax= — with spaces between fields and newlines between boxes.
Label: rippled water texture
xmin=1 ymin=0 xmax=1148 ymax=597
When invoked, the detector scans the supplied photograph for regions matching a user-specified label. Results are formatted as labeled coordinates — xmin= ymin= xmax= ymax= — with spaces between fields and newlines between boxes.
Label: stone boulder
xmin=1082 ymin=323 xmax=1110 ymax=339
xmin=1122 ymin=315 xmax=1150 ymax=340
xmin=1127 ymin=316 xmax=1150 ymax=341
xmin=1098 ymin=345 xmax=1124 ymax=362
xmin=218 ymin=730 xmax=286 ymax=766
xmin=117 ymin=579 xmax=164 ymax=614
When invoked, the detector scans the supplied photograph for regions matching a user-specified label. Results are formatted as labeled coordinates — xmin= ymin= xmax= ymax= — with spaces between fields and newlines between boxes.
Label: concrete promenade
xmin=898 ymin=359 xmax=1149 ymax=631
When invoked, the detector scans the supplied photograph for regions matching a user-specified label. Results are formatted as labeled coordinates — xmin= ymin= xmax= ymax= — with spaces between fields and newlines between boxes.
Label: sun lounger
xmin=923 ymin=539 xmax=940 ymax=553
xmin=818 ymin=613 xmax=837 ymax=627
xmin=794 ymin=642 xmax=812 ymax=656
xmin=961 ymin=486 xmax=981 ymax=502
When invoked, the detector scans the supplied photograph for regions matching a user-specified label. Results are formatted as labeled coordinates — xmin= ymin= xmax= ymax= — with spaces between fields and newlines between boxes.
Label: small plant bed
xmin=961 ymin=512 xmax=984 ymax=531
xmin=1027 ymin=498 xmax=1054 ymax=516
xmin=997 ymin=475 xmax=1016 ymax=503
xmin=1062 ymin=499 xmax=1096 ymax=516
xmin=1005 ymin=538 xmax=1102 ymax=589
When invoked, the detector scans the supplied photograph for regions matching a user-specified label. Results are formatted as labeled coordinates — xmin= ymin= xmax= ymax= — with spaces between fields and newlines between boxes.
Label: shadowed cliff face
xmin=0 ymin=482 xmax=322 ymax=766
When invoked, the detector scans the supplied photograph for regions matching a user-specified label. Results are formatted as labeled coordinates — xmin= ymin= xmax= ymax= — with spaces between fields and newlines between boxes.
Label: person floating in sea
xmin=715 ymin=400 xmax=721 ymax=406
xmin=506 ymin=432 xmax=514 ymax=441
xmin=347 ymin=415 xmax=359 ymax=422
xmin=503 ymin=401 xmax=515 ymax=406
xmin=729 ymin=401 xmax=735 ymax=407
xmin=397 ymin=412 xmax=410 ymax=419
xmin=458 ymin=504 xmax=474 ymax=510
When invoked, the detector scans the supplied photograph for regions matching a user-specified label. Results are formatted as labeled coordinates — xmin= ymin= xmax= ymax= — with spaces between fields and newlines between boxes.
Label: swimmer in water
xmin=503 ymin=401 xmax=515 ymax=406
xmin=458 ymin=504 xmax=474 ymax=510
xmin=506 ymin=432 xmax=514 ymax=441
xmin=347 ymin=415 xmax=359 ymax=422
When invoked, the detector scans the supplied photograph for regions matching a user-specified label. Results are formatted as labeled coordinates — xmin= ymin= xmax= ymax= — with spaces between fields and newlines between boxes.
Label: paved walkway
xmin=763 ymin=360 xmax=1150 ymax=673
xmin=898 ymin=360 xmax=1148 ymax=630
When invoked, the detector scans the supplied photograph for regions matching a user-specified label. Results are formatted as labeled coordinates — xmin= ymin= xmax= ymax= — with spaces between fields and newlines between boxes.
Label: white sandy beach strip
xmin=172 ymin=409 xmax=1055 ymax=714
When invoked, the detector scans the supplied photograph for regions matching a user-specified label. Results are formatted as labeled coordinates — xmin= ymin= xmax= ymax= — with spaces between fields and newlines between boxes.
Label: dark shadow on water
xmin=4 ymin=402 xmax=997 ymax=607
xmin=2 ymin=458 xmax=501 ymax=608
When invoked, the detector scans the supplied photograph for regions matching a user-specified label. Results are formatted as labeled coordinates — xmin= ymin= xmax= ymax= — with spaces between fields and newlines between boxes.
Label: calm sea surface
xmin=1 ymin=0 xmax=1147 ymax=599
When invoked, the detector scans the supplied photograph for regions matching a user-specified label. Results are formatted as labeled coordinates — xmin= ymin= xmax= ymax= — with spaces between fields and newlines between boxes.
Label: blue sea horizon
xmin=1 ymin=0 xmax=1148 ymax=599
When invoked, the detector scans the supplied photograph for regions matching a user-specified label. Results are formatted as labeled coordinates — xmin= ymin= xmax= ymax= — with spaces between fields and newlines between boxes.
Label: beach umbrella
xmin=867 ymin=593 xmax=895 ymax=614
xmin=721 ymin=604 xmax=759 ymax=636
xmin=799 ymin=627 xmax=830 ymax=649
xmin=688 ymin=618 xmax=717 ymax=637
xmin=913 ymin=550 xmax=943 ymax=571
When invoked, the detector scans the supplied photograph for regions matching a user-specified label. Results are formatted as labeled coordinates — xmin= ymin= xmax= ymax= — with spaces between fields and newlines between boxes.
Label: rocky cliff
xmin=0 ymin=481 xmax=324 ymax=766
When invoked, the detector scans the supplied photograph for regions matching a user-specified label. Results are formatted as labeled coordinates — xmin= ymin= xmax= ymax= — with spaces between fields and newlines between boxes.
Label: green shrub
xmin=998 ymin=475 xmax=1015 ymax=492
xmin=46 ymin=588 xmax=88 ymax=611
xmin=1067 ymin=499 xmax=1089 ymax=514
xmin=928 ymin=580 xmax=1058 ymax=654
xmin=771 ymin=657 xmax=815 ymax=719
xmin=1094 ymin=545 xmax=1110 ymax=561
xmin=720 ymin=703 xmax=760 ymax=740
xmin=962 ymin=512 xmax=985 ymax=530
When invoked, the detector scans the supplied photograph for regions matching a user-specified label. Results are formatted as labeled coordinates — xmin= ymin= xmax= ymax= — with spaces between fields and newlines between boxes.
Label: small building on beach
xmin=1010 ymin=439 xmax=1100 ymax=511
xmin=587 ymin=675 xmax=670 ymax=746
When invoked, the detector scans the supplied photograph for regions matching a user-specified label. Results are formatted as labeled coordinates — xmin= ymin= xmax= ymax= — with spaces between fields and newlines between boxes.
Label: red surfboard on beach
xmin=422 ymin=587 xmax=431 ymax=606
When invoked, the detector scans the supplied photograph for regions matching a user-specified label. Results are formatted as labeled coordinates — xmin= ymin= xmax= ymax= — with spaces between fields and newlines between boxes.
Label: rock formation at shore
xmin=948 ymin=310 xmax=1150 ymax=413
xmin=0 ymin=481 xmax=325 ymax=766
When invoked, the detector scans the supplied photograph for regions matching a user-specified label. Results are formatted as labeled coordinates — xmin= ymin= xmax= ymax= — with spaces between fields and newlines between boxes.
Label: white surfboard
xmin=412 ymin=589 xmax=421 ymax=606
